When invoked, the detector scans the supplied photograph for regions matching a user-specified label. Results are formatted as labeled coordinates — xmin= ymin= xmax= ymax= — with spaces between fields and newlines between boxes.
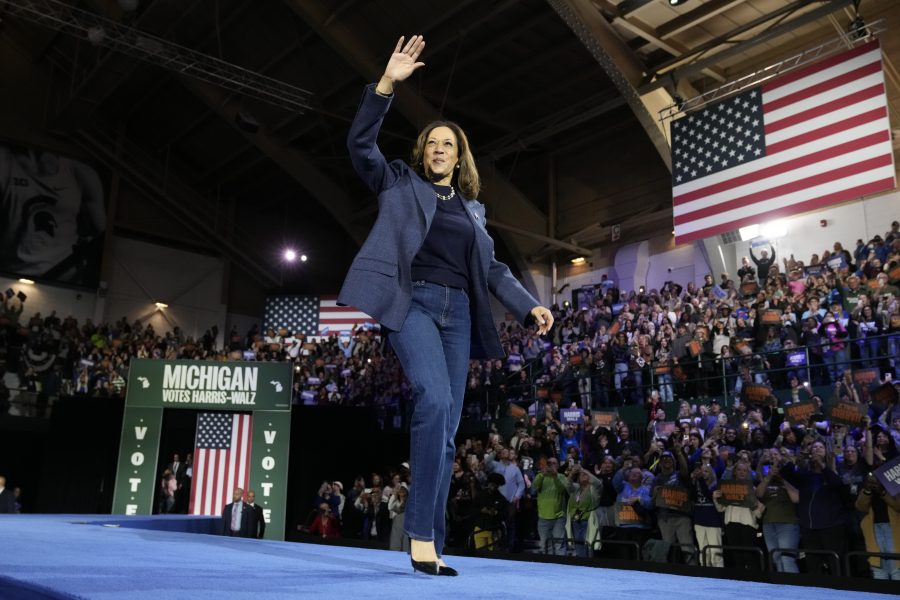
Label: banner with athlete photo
xmin=0 ymin=142 xmax=106 ymax=287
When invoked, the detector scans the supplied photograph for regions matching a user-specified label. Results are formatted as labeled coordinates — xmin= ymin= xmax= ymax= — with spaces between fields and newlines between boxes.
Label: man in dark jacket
xmin=222 ymin=488 xmax=255 ymax=538
xmin=780 ymin=440 xmax=850 ymax=574
xmin=750 ymin=245 xmax=776 ymax=284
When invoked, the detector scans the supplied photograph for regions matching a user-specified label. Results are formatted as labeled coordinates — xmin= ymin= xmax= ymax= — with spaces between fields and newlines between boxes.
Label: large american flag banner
xmin=672 ymin=40 xmax=895 ymax=244
xmin=263 ymin=295 xmax=376 ymax=335
xmin=189 ymin=412 xmax=252 ymax=516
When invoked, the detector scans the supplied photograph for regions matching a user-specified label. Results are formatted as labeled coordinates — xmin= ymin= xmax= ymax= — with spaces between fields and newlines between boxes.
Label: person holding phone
xmin=755 ymin=455 xmax=800 ymax=572
xmin=340 ymin=35 xmax=553 ymax=576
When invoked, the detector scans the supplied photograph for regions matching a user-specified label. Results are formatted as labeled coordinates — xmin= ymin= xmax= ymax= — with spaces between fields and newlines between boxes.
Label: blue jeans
xmin=822 ymin=348 xmax=846 ymax=384
xmin=762 ymin=522 xmax=800 ymax=573
xmin=537 ymin=516 xmax=566 ymax=556
xmin=657 ymin=373 xmax=674 ymax=403
xmin=388 ymin=281 xmax=470 ymax=556
xmin=572 ymin=520 xmax=590 ymax=557
xmin=872 ymin=522 xmax=900 ymax=580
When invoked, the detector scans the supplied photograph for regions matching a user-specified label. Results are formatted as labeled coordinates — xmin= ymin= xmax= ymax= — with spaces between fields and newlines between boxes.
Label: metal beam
xmin=641 ymin=0 xmax=855 ymax=93
xmin=486 ymin=219 xmax=593 ymax=255
xmin=182 ymin=77 xmax=368 ymax=246
xmin=547 ymin=0 xmax=673 ymax=171
xmin=656 ymin=0 xmax=745 ymax=39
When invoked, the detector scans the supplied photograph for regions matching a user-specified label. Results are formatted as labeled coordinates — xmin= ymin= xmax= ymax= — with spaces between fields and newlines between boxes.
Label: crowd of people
xmin=311 ymin=381 xmax=900 ymax=577
xmin=2 ymin=221 xmax=899 ymax=577
xmin=2 ymin=221 xmax=898 ymax=422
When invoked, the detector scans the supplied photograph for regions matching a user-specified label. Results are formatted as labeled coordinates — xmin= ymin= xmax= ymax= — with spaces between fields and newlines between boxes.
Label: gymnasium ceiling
xmin=0 ymin=0 xmax=898 ymax=295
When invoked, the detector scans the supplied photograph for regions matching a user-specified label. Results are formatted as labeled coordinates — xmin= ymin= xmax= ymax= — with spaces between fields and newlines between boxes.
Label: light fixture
xmin=738 ymin=224 xmax=760 ymax=241
xmin=571 ymin=257 xmax=586 ymax=265
xmin=283 ymin=249 xmax=297 ymax=262
xmin=300 ymin=254 xmax=308 ymax=262
xmin=17 ymin=278 xmax=35 ymax=285
xmin=668 ymin=0 xmax=689 ymax=6
xmin=760 ymin=219 xmax=788 ymax=239
xmin=155 ymin=302 xmax=168 ymax=309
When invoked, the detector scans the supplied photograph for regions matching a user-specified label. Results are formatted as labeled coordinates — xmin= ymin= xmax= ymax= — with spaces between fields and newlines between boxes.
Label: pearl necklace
xmin=434 ymin=185 xmax=455 ymax=201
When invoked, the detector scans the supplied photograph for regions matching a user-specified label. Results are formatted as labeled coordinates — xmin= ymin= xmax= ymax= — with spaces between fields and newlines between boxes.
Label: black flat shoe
xmin=411 ymin=558 xmax=441 ymax=576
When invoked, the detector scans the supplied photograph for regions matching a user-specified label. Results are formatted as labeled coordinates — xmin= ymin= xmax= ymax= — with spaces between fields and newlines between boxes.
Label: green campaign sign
xmin=111 ymin=407 xmax=163 ymax=515
xmin=248 ymin=411 xmax=291 ymax=541
xmin=126 ymin=359 xmax=292 ymax=411
xmin=112 ymin=360 xmax=292 ymax=540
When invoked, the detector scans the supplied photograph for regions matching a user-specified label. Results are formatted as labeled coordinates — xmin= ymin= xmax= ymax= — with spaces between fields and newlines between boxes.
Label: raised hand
xmin=383 ymin=35 xmax=426 ymax=83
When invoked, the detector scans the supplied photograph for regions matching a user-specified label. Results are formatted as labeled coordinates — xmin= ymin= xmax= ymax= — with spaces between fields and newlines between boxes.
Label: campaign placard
xmin=784 ymin=401 xmax=817 ymax=426
xmin=828 ymin=401 xmax=867 ymax=427
xmin=717 ymin=481 xmax=755 ymax=507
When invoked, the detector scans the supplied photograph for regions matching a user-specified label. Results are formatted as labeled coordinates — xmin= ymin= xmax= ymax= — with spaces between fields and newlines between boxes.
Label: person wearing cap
xmin=652 ymin=444 xmax=696 ymax=564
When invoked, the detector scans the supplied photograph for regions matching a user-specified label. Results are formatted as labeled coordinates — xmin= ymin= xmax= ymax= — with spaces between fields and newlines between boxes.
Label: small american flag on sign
xmin=263 ymin=295 xmax=376 ymax=335
xmin=672 ymin=40 xmax=895 ymax=244
xmin=189 ymin=412 xmax=252 ymax=516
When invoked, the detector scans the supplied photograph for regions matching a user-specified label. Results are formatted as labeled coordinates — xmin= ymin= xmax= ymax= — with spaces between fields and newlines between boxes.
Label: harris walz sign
xmin=126 ymin=359 xmax=292 ymax=411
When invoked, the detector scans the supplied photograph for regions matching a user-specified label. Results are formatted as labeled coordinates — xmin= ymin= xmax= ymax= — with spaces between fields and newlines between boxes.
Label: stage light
xmin=668 ymin=0 xmax=689 ymax=6
xmin=283 ymin=249 xmax=297 ymax=262
xmin=760 ymin=219 xmax=788 ymax=239
xmin=17 ymin=278 xmax=35 ymax=285
xmin=739 ymin=224 xmax=760 ymax=241
xmin=300 ymin=254 xmax=308 ymax=262
xmin=571 ymin=256 xmax=586 ymax=265
xmin=155 ymin=302 xmax=168 ymax=309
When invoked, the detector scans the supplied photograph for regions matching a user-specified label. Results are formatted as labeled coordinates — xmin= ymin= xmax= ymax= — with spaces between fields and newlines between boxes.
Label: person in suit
xmin=165 ymin=453 xmax=187 ymax=485
xmin=247 ymin=490 xmax=265 ymax=539
xmin=338 ymin=35 xmax=554 ymax=577
xmin=222 ymin=488 xmax=254 ymax=538
xmin=0 ymin=476 xmax=17 ymax=513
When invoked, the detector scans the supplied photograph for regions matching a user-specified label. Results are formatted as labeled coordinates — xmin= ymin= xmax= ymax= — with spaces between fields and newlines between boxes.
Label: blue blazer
xmin=338 ymin=85 xmax=539 ymax=359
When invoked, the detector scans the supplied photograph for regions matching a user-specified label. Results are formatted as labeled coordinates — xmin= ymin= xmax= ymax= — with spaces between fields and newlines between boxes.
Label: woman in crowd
xmin=338 ymin=34 xmax=553 ymax=576
xmin=755 ymin=454 xmax=800 ymax=573
xmin=713 ymin=461 xmax=765 ymax=569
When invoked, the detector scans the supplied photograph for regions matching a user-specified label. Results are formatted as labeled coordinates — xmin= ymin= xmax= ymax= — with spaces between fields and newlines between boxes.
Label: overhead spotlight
xmin=283 ymin=249 xmax=297 ymax=262
xmin=668 ymin=0 xmax=689 ymax=6
xmin=571 ymin=256 xmax=586 ymax=265
xmin=155 ymin=302 xmax=168 ymax=309
xmin=17 ymin=278 xmax=35 ymax=285
xmin=300 ymin=254 xmax=308 ymax=262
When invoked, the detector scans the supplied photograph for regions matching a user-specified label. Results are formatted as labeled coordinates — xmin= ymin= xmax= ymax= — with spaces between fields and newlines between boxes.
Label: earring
xmin=456 ymin=163 xmax=460 ymax=169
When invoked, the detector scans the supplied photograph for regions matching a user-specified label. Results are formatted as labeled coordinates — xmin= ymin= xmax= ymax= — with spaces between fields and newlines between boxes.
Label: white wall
xmin=646 ymin=244 xmax=697 ymax=291
xmin=728 ymin=191 xmax=899 ymax=273
xmin=0 ymin=277 xmax=97 ymax=324
xmin=104 ymin=237 xmax=227 ymax=344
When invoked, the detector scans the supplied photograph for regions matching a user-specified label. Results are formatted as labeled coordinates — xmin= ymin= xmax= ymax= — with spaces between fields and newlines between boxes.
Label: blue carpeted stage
xmin=2 ymin=515 xmax=895 ymax=600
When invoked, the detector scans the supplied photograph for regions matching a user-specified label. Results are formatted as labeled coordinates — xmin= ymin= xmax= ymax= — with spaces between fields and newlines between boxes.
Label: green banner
xmin=248 ymin=410 xmax=292 ymax=540
xmin=112 ymin=360 xmax=293 ymax=540
xmin=126 ymin=359 xmax=292 ymax=411
xmin=111 ymin=406 xmax=163 ymax=515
